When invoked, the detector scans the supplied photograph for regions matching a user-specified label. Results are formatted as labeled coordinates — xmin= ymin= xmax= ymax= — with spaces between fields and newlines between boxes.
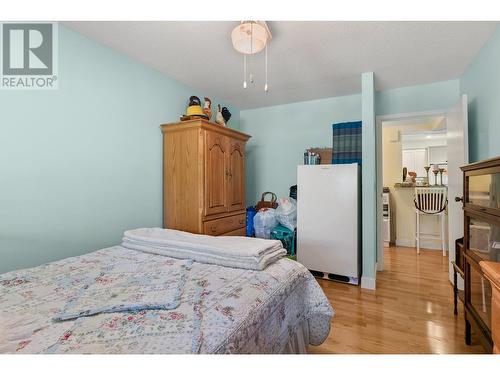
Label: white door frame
xmin=375 ymin=109 xmax=448 ymax=271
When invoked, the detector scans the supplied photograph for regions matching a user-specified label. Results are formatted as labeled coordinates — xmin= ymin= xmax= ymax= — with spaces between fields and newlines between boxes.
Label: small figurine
xmin=189 ymin=96 xmax=201 ymax=106
xmin=203 ymin=97 xmax=212 ymax=121
xmin=221 ymin=106 xmax=231 ymax=123
xmin=185 ymin=95 xmax=207 ymax=119
xmin=215 ymin=104 xmax=226 ymax=127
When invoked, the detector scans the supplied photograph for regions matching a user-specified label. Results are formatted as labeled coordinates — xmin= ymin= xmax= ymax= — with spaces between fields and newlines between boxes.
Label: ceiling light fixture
xmin=231 ymin=21 xmax=272 ymax=92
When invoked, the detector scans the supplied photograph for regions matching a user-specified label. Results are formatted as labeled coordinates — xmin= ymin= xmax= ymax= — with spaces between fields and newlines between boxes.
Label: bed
xmin=0 ymin=229 xmax=333 ymax=354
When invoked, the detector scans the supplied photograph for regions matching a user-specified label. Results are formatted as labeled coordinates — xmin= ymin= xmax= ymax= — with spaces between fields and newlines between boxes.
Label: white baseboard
xmin=395 ymin=239 xmax=446 ymax=251
xmin=361 ymin=276 xmax=376 ymax=290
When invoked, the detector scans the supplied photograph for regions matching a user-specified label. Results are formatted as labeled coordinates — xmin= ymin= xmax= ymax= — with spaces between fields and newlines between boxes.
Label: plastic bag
xmin=253 ymin=208 xmax=277 ymax=239
xmin=275 ymin=197 xmax=297 ymax=231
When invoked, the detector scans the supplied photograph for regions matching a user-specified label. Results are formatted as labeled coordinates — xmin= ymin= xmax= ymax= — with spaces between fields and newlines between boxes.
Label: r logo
xmin=2 ymin=23 xmax=53 ymax=75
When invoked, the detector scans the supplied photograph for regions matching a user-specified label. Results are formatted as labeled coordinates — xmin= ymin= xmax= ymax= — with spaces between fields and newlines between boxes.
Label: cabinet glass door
xmin=467 ymin=216 xmax=500 ymax=263
xmin=468 ymin=262 xmax=492 ymax=329
xmin=467 ymin=172 xmax=500 ymax=209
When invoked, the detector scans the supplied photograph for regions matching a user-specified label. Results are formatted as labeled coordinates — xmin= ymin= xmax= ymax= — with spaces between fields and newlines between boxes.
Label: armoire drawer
xmin=221 ymin=227 xmax=246 ymax=236
xmin=204 ymin=214 xmax=246 ymax=236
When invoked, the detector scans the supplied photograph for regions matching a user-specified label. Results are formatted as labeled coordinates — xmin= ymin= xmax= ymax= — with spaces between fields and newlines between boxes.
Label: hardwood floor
xmin=309 ymin=246 xmax=486 ymax=354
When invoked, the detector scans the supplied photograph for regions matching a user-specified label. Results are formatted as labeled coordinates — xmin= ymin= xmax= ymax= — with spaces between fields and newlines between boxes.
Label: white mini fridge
xmin=297 ymin=164 xmax=360 ymax=284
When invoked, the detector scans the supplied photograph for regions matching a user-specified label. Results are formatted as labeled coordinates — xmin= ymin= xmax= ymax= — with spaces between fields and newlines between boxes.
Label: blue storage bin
xmin=246 ymin=206 xmax=256 ymax=237
xmin=271 ymin=224 xmax=296 ymax=256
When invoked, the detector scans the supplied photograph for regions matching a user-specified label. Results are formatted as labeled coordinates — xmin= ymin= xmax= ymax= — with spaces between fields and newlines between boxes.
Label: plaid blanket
xmin=332 ymin=121 xmax=362 ymax=164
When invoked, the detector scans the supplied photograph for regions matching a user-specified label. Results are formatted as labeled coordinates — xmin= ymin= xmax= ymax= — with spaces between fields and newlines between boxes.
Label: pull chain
xmin=249 ymin=22 xmax=254 ymax=84
xmin=243 ymin=54 xmax=247 ymax=89
xmin=264 ymin=43 xmax=268 ymax=92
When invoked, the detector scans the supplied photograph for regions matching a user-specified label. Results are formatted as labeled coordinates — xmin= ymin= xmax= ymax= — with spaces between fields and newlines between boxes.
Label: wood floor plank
xmin=308 ymin=246 xmax=486 ymax=354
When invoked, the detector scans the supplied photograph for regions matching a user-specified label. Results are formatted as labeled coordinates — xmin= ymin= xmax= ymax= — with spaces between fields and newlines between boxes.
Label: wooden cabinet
xmin=460 ymin=156 xmax=500 ymax=353
xmin=161 ymin=119 xmax=251 ymax=236
xmin=480 ymin=261 xmax=500 ymax=354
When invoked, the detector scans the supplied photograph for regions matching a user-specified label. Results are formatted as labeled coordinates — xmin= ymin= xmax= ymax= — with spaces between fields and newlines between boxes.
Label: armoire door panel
xmin=205 ymin=131 xmax=228 ymax=216
xmin=228 ymin=139 xmax=246 ymax=212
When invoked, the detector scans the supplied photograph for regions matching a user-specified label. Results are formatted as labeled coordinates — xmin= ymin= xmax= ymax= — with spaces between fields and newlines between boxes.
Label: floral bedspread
xmin=0 ymin=246 xmax=333 ymax=354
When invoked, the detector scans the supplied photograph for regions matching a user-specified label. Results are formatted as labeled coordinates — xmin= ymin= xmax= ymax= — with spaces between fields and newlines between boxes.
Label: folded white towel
xmin=122 ymin=228 xmax=286 ymax=270
xmin=122 ymin=240 xmax=286 ymax=270
xmin=124 ymin=228 xmax=284 ymax=257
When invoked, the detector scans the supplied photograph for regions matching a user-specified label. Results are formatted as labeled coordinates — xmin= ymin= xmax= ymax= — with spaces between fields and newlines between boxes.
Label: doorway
xmin=375 ymin=96 xmax=469 ymax=283
xmin=381 ymin=116 xmax=448 ymax=249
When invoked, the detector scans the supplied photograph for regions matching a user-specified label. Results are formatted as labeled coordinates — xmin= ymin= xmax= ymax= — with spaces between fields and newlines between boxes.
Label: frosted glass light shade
xmin=231 ymin=22 xmax=267 ymax=55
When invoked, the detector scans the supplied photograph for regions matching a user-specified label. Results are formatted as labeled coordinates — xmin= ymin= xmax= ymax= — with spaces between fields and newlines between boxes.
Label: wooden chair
xmin=414 ymin=187 xmax=448 ymax=255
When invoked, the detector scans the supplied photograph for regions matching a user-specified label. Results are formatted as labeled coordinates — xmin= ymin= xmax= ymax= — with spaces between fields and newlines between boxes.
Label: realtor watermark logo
xmin=1 ymin=22 xmax=58 ymax=89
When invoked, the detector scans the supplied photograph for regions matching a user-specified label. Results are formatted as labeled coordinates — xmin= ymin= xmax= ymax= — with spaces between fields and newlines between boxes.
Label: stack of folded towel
xmin=121 ymin=228 xmax=286 ymax=271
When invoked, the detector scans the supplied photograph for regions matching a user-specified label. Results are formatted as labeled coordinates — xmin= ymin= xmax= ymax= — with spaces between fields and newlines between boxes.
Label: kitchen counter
xmin=393 ymin=183 xmax=448 ymax=189
xmin=388 ymin=186 xmax=448 ymax=249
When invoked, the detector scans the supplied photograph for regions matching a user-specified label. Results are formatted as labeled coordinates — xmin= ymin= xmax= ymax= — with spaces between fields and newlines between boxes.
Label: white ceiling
xmin=64 ymin=21 xmax=498 ymax=110
xmin=402 ymin=130 xmax=447 ymax=142
xmin=383 ymin=116 xmax=446 ymax=130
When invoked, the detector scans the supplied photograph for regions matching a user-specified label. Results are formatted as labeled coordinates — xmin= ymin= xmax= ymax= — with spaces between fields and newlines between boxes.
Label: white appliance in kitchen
xmin=382 ymin=188 xmax=391 ymax=247
xmin=297 ymin=164 xmax=361 ymax=285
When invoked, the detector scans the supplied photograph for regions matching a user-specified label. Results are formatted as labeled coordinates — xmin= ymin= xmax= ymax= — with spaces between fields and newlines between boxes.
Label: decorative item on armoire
xmin=215 ymin=104 xmax=227 ymax=127
xmin=181 ymin=95 xmax=208 ymax=120
xmin=203 ymin=97 xmax=212 ymax=121
xmin=221 ymin=106 xmax=232 ymax=123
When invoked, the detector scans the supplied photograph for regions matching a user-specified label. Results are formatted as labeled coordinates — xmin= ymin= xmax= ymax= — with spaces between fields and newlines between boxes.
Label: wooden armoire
xmin=161 ymin=119 xmax=251 ymax=236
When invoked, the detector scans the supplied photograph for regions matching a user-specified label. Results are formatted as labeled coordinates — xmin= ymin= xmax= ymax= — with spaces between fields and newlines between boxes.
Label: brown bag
xmin=256 ymin=192 xmax=278 ymax=211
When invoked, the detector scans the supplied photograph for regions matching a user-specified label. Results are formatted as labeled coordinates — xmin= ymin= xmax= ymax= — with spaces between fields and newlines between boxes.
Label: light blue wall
xmin=239 ymin=94 xmax=361 ymax=203
xmin=239 ymin=79 xmax=461 ymax=205
xmin=376 ymin=79 xmax=460 ymax=116
xmin=0 ymin=25 xmax=239 ymax=273
xmin=361 ymin=72 xmax=376 ymax=284
xmin=460 ymin=26 xmax=500 ymax=162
